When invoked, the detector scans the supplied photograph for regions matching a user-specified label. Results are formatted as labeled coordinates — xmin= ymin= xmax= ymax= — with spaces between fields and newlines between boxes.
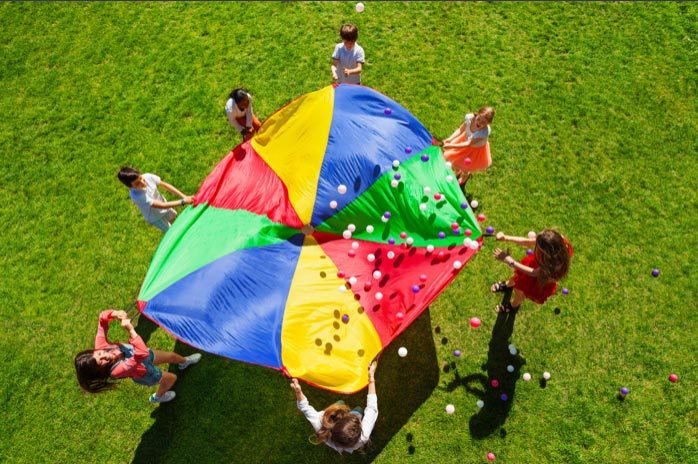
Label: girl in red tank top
xmin=490 ymin=229 xmax=573 ymax=313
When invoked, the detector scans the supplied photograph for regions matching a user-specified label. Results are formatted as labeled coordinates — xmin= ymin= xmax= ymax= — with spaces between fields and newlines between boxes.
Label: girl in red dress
xmin=490 ymin=229 xmax=573 ymax=313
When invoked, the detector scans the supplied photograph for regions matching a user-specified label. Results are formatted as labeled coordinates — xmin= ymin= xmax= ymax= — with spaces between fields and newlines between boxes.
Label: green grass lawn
xmin=1 ymin=2 xmax=696 ymax=463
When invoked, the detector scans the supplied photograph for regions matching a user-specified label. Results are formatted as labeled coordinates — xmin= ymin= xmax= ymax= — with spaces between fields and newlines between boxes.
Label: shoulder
xmin=355 ymin=44 xmax=365 ymax=54
xmin=225 ymin=98 xmax=234 ymax=112
xmin=332 ymin=43 xmax=342 ymax=54
xmin=143 ymin=173 xmax=160 ymax=184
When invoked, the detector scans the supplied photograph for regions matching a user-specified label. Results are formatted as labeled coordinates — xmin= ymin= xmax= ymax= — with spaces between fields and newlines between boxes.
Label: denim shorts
xmin=132 ymin=349 xmax=163 ymax=386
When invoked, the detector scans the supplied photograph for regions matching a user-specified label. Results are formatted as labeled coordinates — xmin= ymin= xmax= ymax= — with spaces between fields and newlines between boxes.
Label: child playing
xmin=225 ymin=88 xmax=261 ymax=141
xmin=331 ymin=24 xmax=365 ymax=85
xmin=290 ymin=360 xmax=378 ymax=454
xmin=117 ymin=167 xmax=192 ymax=233
xmin=442 ymin=106 xmax=495 ymax=185
xmin=74 ymin=310 xmax=201 ymax=403
xmin=491 ymin=228 xmax=573 ymax=313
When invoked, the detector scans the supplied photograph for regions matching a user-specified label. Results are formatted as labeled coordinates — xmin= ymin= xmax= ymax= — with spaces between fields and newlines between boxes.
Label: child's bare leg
xmin=155 ymin=371 xmax=177 ymax=397
xmin=510 ymin=289 xmax=525 ymax=308
xmin=153 ymin=350 xmax=186 ymax=365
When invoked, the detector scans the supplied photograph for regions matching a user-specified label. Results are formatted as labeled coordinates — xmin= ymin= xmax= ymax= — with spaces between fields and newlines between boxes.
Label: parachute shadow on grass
xmin=132 ymin=309 xmax=439 ymax=464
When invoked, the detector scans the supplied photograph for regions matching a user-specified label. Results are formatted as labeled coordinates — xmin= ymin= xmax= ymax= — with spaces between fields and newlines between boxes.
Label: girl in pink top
xmin=74 ymin=310 xmax=201 ymax=403
xmin=442 ymin=106 xmax=495 ymax=185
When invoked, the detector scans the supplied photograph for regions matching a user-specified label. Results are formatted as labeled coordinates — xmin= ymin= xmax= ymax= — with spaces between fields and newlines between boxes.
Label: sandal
xmin=491 ymin=281 xmax=509 ymax=293
xmin=495 ymin=302 xmax=520 ymax=313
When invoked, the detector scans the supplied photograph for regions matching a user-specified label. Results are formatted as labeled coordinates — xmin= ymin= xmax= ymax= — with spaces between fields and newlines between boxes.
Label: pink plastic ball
xmin=437 ymin=251 xmax=445 ymax=260
xmin=396 ymin=312 xmax=404 ymax=320
xmin=469 ymin=317 xmax=481 ymax=328
xmin=419 ymin=274 xmax=428 ymax=282
xmin=490 ymin=379 xmax=499 ymax=388
xmin=487 ymin=452 xmax=496 ymax=461
xmin=348 ymin=250 xmax=356 ymax=257
xmin=364 ymin=282 xmax=372 ymax=291
xmin=477 ymin=214 xmax=486 ymax=222
xmin=464 ymin=157 xmax=472 ymax=164
xmin=465 ymin=229 xmax=472 ymax=237
xmin=451 ymin=222 xmax=459 ymax=230
xmin=669 ymin=373 xmax=678 ymax=383
xmin=434 ymin=193 xmax=442 ymax=201
xmin=400 ymin=232 xmax=407 ymax=239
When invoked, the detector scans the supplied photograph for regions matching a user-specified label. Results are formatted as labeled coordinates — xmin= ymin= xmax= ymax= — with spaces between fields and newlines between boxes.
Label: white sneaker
xmin=149 ymin=391 xmax=176 ymax=403
xmin=178 ymin=353 xmax=202 ymax=370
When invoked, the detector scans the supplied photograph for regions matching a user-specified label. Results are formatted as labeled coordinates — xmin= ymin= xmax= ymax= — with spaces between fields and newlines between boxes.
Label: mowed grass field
xmin=1 ymin=2 xmax=696 ymax=463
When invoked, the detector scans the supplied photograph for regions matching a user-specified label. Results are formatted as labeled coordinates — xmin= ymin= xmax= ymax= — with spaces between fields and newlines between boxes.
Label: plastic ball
xmin=347 ymin=224 xmax=356 ymax=232
xmin=381 ymin=216 xmax=389 ymax=223
xmin=355 ymin=2 xmax=365 ymax=13
xmin=543 ymin=371 xmax=551 ymax=380
xmin=500 ymin=393 xmax=508 ymax=401
xmin=460 ymin=202 xmax=469 ymax=209
xmin=470 ymin=200 xmax=479 ymax=209
xmin=421 ymin=154 xmax=429 ymax=162
xmin=652 ymin=268 xmax=660 ymax=277
xmin=387 ymin=251 xmax=395 ymax=259
xmin=463 ymin=238 xmax=472 ymax=247
xmin=405 ymin=147 xmax=413 ymax=154
xmin=366 ymin=225 xmax=374 ymax=233
xmin=490 ymin=379 xmax=499 ymax=388
xmin=438 ymin=232 xmax=446 ymax=239
xmin=477 ymin=214 xmax=486 ymax=222
xmin=526 ymin=248 xmax=534 ymax=256
xmin=469 ymin=317 xmax=481 ymax=328
xmin=390 ymin=179 xmax=399 ymax=188
xmin=487 ymin=452 xmax=496 ymax=462
xmin=338 ymin=184 xmax=347 ymax=194
xmin=329 ymin=200 xmax=338 ymax=209
xmin=507 ymin=365 xmax=514 ymax=373
xmin=469 ymin=241 xmax=479 ymax=250
xmin=453 ymin=260 xmax=462 ymax=269
xmin=349 ymin=277 xmax=358 ymax=285
xmin=562 ymin=288 xmax=569 ymax=295
xmin=406 ymin=237 xmax=414 ymax=245
xmin=437 ymin=251 xmax=445 ymax=259
xmin=372 ymin=270 xmax=382 ymax=279
xmin=463 ymin=157 xmax=472 ymax=164
xmin=337 ymin=271 xmax=345 ymax=278
xmin=351 ymin=241 xmax=359 ymax=249
xmin=528 ymin=231 xmax=537 ymax=239
xmin=423 ymin=186 xmax=432 ymax=194
xmin=450 ymin=222 xmax=459 ymax=230
xmin=453 ymin=350 xmax=461 ymax=357
xmin=383 ymin=211 xmax=391 ymax=219
xmin=342 ymin=314 xmax=349 ymax=323
xmin=363 ymin=281 xmax=372 ymax=291
xmin=508 ymin=344 xmax=518 ymax=355
xmin=669 ymin=373 xmax=678 ymax=383
xmin=465 ymin=229 xmax=472 ymax=237
xmin=419 ymin=203 xmax=427 ymax=211
xmin=434 ymin=193 xmax=442 ymax=201
xmin=375 ymin=292 xmax=383 ymax=300
xmin=342 ymin=230 xmax=352 ymax=239
xmin=388 ymin=237 xmax=395 ymax=245
xmin=394 ymin=173 xmax=401 ymax=180
xmin=452 ymin=228 xmax=461 ymax=236
xmin=476 ymin=400 xmax=485 ymax=408
xmin=338 ymin=285 xmax=347 ymax=293
xmin=399 ymin=232 xmax=407 ymax=239
xmin=367 ymin=253 xmax=376 ymax=262
xmin=620 ymin=387 xmax=629 ymax=396
xmin=411 ymin=285 xmax=420 ymax=293
xmin=348 ymin=249 xmax=356 ymax=257
xmin=445 ymin=404 xmax=455 ymax=414
xmin=446 ymin=175 xmax=453 ymax=182
xmin=392 ymin=159 xmax=400 ymax=167
xmin=426 ymin=244 xmax=435 ymax=253
xmin=398 ymin=347 xmax=408 ymax=357
xmin=522 ymin=373 xmax=531 ymax=381
xmin=486 ymin=226 xmax=494 ymax=234
xmin=395 ymin=312 xmax=404 ymax=320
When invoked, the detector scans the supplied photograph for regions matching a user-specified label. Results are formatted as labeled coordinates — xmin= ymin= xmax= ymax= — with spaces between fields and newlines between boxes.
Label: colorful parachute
xmin=137 ymin=84 xmax=482 ymax=393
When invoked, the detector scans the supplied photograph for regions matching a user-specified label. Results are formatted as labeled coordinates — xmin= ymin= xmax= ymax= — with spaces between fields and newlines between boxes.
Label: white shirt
xmin=129 ymin=173 xmax=170 ymax=224
xmin=465 ymin=113 xmax=491 ymax=147
xmin=332 ymin=43 xmax=365 ymax=85
xmin=225 ymin=96 xmax=255 ymax=132
xmin=297 ymin=393 xmax=378 ymax=454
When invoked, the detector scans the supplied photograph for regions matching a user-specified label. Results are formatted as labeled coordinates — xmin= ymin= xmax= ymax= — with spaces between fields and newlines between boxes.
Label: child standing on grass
xmin=225 ymin=88 xmax=262 ymax=141
xmin=442 ymin=106 xmax=495 ymax=185
xmin=74 ymin=310 xmax=201 ymax=403
xmin=290 ymin=360 xmax=378 ymax=454
xmin=491 ymin=228 xmax=573 ymax=313
xmin=331 ymin=24 xmax=365 ymax=85
xmin=117 ymin=167 xmax=192 ymax=233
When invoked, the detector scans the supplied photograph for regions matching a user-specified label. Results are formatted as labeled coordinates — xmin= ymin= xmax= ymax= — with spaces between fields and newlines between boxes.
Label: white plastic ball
xmin=347 ymin=224 xmax=356 ymax=232
xmin=329 ymin=200 xmax=338 ymax=209
xmin=355 ymin=2 xmax=364 ymax=13
xmin=366 ymin=225 xmax=374 ymax=233
xmin=522 ymin=373 xmax=531 ymax=381
xmin=445 ymin=404 xmax=455 ymax=414
xmin=406 ymin=237 xmax=414 ymax=245
xmin=470 ymin=200 xmax=479 ymax=209
xmin=508 ymin=344 xmax=516 ymax=351
xmin=476 ymin=400 xmax=485 ymax=408
xmin=398 ymin=347 xmax=408 ymax=357
xmin=419 ymin=203 xmax=427 ymax=211
xmin=387 ymin=251 xmax=395 ymax=259
xmin=543 ymin=371 xmax=551 ymax=380
xmin=375 ymin=292 xmax=383 ymax=300
xmin=351 ymin=241 xmax=360 ymax=250
xmin=349 ymin=276 xmax=358 ymax=285
xmin=372 ymin=270 xmax=382 ymax=279
xmin=392 ymin=160 xmax=400 ymax=168
xmin=445 ymin=161 xmax=452 ymax=169
xmin=426 ymin=244 xmax=435 ymax=252
xmin=528 ymin=231 xmax=537 ymax=239
xmin=391 ymin=179 xmax=399 ymax=188
xmin=338 ymin=285 xmax=347 ymax=293
xmin=338 ymin=184 xmax=347 ymax=194
xmin=423 ymin=186 xmax=431 ymax=195
xmin=453 ymin=260 xmax=462 ymax=269
xmin=463 ymin=238 xmax=472 ymax=247
xmin=469 ymin=241 xmax=479 ymax=250
xmin=446 ymin=175 xmax=453 ymax=182
xmin=342 ymin=230 xmax=352 ymax=239
xmin=367 ymin=253 xmax=376 ymax=262
xmin=381 ymin=216 xmax=389 ymax=223
xmin=507 ymin=365 xmax=514 ymax=373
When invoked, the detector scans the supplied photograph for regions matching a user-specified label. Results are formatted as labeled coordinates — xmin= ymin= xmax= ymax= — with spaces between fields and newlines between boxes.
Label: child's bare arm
xmin=158 ymin=181 xmax=187 ymax=199
xmin=495 ymin=232 xmax=536 ymax=247
xmin=150 ymin=197 xmax=192 ymax=209
xmin=344 ymin=62 xmax=363 ymax=76
xmin=331 ymin=59 xmax=340 ymax=81
xmin=443 ymin=123 xmax=465 ymax=144
xmin=493 ymin=248 xmax=537 ymax=277
xmin=290 ymin=378 xmax=306 ymax=402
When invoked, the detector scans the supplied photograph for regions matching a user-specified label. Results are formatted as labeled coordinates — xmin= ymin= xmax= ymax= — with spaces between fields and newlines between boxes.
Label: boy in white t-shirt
xmin=117 ymin=167 xmax=193 ymax=233
xmin=331 ymin=24 xmax=365 ymax=85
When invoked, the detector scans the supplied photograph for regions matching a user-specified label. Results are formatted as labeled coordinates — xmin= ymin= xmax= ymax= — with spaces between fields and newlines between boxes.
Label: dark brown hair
xmin=316 ymin=403 xmax=363 ymax=448
xmin=74 ymin=350 xmax=116 ymax=393
xmin=534 ymin=229 xmax=571 ymax=284
xmin=117 ymin=166 xmax=141 ymax=187
xmin=340 ymin=24 xmax=359 ymax=42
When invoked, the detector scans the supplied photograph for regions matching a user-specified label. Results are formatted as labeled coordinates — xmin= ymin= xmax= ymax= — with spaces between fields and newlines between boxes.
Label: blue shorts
xmin=132 ymin=349 xmax=163 ymax=387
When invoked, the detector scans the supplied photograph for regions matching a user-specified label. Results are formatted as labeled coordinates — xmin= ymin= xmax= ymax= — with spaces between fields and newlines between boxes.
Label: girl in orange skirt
xmin=442 ymin=106 xmax=495 ymax=184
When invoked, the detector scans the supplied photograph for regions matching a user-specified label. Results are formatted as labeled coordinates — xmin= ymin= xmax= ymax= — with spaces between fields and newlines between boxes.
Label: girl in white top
xmin=225 ymin=88 xmax=261 ymax=141
xmin=290 ymin=360 xmax=378 ymax=454
xmin=442 ymin=106 xmax=495 ymax=185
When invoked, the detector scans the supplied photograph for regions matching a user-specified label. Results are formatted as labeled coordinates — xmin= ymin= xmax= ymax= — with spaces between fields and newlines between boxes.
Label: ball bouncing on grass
xmin=445 ymin=404 xmax=455 ymax=414
xmin=469 ymin=317 xmax=481 ymax=328
xmin=486 ymin=226 xmax=494 ymax=234
xmin=522 ymin=373 xmax=531 ymax=381
xmin=490 ymin=379 xmax=500 ymax=388
xmin=477 ymin=214 xmax=486 ymax=222
xmin=620 ymin=387 xmax=629 ymax=396
xmin=355 ymin=2 xmax=365 ymax=13
xmin=476 ymin=400 xmax=485 ymax=409
xmin=669 ymin=373 xmax=678 ymax=383
xmin=543 ymin=371 xmax=551 ymax=380
xmin=398 ymin=347 xmax=408 ymax=357
xmin=487 ymin=452 xmax=496 ymax=461
xmin=561 ymin=288 xmax=569 ymax=295
xmin=507 ymin=365 xmax=514 ymax=373
xmin=338 ymin=184 xmax=347 ymax=194
xmin=500 ymin=393 xmax=508 ymax=401
xmin=453 ymin=350 xmax=461 ymax=357
xmin=470 ymin=200 xmax=479 ymax=209
xmin=652 ymin=268 xmax=660 ymax=277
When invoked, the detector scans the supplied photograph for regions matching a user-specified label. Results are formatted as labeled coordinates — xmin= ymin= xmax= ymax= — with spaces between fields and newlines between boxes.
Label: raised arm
xmin=359 ymin=360 xmax=379 ymax=446
xmin=291 ymin=378 xmax=323 ymax=432
xmin=495 ymin=231 xmax=537 ymax=247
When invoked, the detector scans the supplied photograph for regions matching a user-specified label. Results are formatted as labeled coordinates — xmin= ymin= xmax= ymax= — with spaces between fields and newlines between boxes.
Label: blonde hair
xmin=534 ymin=229 xmax=571 ymax=284
xmin=477 ymin=106 xmax=495 ymax=124
xmin=315 ymin=403 xmax=363 ymax=448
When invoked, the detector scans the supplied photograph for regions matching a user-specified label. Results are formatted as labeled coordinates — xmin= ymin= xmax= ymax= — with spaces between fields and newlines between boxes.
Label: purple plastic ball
xmin=453 ymin=350 xmax=461 ymax=357
xmin=500 ymin=393 xmax=508 ymax=401
xmin=383 ymin=211 xmax=391 ymax=219
xmin=652 ymin=268 xmax=660 ymax=277
xmin=421 ymin=154 xmax=429 ymax=162
xmin=526 ymin=248 xmax=534 ymax=256
xmin=620 ymin=387 xmax=629 ymax=396
xmin=388 ymin=237 xmax=396 ymax=245
xmin=394 ymin=173 xmax=401 ymax=180
xmin=562 ymin=288 xmax=569 ymax=295
xmin=405 ymin=147 xmax=412 ymax=154
xmin=460 ymin=202 xmax=469 ymax=209
xmin=384 ymin=107 xmax=392 ymax=115
xmin=438 ymin=232 xmax=446 ymax=239
xmin=486 ymin=226 xmax=494 ymax=234
xmin=411 ymin=285 xmax=420 ymax=293
xmin=452 ymin=228 xmax=461 ymax=235
xmin=342 ymin=314 xmax=349 ymax=324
